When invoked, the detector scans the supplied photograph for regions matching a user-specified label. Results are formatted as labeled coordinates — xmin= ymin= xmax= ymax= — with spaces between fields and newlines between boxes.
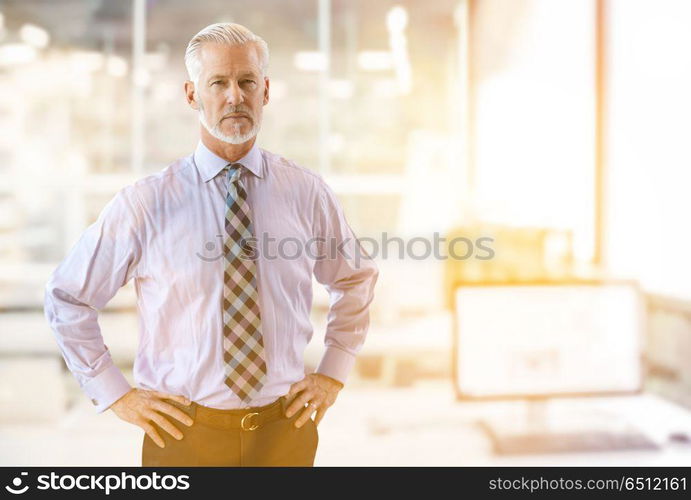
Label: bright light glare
xmin=329 ymin=79 xmax=354 ymax=99
xmin=293 ymin=51 xmax=327 ymax=72
xmin=19 ymin=23 xmax=50 ymax=48
xmin=0 ymin=43 xmax=37 ymax=66
xmin=386 ymin=6 xmax=408 ymax=32
xmin=386 ymin=6 xmax=412 ymax=94
xmin=472 ymin=0 xmax=595 ymax=261
xmin=106 ymin=55 xmax=128 ymax=77
xmin=69 ymin=51 xmax=104 ymax=73
xmin=357 ymin=51 xmax=393 ymax=71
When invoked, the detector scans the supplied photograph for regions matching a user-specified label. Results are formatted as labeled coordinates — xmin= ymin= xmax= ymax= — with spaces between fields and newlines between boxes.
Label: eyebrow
xmin=207 ymin=72 xmax=259 ymax=82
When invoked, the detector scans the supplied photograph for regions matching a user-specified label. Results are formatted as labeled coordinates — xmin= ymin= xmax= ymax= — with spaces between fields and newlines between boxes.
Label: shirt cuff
xmin=315 ymin=346 xmax=356 ymax=386
xmin=81 ymin=364 xmax=132 ymax=414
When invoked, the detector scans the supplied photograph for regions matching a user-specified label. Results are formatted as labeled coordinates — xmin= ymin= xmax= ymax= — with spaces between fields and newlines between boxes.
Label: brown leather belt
xmin=167 ymin=395 xmax=293 ymax=431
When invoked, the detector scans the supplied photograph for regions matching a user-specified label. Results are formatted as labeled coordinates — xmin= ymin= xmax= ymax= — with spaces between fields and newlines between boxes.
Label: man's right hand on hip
xmin=109 ymin=388 xmax=194 ymax=448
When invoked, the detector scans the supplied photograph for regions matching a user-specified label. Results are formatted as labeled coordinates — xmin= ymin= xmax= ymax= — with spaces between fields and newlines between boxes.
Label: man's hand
xmin=109 ymin=388 xmax=194 ymax=448
xmin=285 ymin=373 xmax=344 ymax=428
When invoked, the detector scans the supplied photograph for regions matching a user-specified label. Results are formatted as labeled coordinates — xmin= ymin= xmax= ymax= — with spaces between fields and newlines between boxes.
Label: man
xmin=44 ymin=22 xmax=378 ymax=467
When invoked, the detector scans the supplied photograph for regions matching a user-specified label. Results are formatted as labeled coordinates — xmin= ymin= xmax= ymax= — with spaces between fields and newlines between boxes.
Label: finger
xmin=294 ymin=406 xmax=315 ymax=428
xmin=285 ymin=390 xmax=314 ymax=417
xmin=153 ymin=401 xmax=194 ymax=427
xmin=314 ymin=407 xmax=327 ymax=427
xmin=153 ymin=391 xmax=190 ymax=406
xmin=145 ymin=411 xmax=183 ymax=441
xmin=288 ymin=379 xmax=309 ymax=397
xmin=141 ymin=421 xmax=165 ymax=448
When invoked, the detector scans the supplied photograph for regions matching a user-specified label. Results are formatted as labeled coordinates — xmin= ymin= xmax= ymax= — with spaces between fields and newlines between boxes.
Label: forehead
xmin=197 ymin=42 xmax=262 ymax=77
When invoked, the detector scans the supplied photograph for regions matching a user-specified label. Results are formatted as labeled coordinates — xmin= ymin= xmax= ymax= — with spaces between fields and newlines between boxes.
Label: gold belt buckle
xmin=241 ymin=412 xmax=260 ymax=431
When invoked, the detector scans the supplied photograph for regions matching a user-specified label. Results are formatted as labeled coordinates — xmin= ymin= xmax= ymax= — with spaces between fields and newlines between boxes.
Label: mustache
xmin=222 ymin=107 xmax=252 ymax=119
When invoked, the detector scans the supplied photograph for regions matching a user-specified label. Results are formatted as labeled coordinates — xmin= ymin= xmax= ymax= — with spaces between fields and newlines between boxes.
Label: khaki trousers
xmin=141 ymin=395 xmax=318 ymax=467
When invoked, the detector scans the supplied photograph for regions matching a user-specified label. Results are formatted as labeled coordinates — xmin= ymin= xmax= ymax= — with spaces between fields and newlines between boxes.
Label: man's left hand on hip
xmin=285 ymin=373 xmax=344 ymax=428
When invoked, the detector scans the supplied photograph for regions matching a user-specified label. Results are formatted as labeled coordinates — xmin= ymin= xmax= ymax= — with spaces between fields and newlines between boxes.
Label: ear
xmin=263 ymin=76 xmax=270 ymax=106
xmin=184 ymin=80 xmax=199 ymax=110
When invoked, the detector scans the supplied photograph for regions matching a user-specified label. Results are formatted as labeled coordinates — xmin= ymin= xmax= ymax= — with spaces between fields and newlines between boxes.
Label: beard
xmin=198 ymin=100 xmax=261 ymax=145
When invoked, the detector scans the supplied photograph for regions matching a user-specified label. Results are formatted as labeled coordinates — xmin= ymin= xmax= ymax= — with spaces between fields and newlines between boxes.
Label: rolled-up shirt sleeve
xmin=44 ymin=186 xmax=143 ymax=413
xmin=312 ymin=179 xmax=379 ymax=385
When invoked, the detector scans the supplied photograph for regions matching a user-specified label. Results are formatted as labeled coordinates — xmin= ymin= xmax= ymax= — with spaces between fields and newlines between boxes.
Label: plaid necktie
xmin=222 ymin=163 xmax=267 ymax=403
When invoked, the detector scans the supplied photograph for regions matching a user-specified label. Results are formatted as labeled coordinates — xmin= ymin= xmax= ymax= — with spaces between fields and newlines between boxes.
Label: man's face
xmin=188 ymin=42 xmax=269 ymax=144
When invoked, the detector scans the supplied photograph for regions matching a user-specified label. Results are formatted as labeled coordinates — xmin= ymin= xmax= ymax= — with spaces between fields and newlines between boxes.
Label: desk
xmin=315 ymin=381 xmax=691 ymax=466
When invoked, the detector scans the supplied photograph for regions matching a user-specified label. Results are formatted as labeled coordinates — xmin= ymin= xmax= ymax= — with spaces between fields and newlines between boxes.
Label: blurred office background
xmin=1 ymin=0 xmax=691 ymax=465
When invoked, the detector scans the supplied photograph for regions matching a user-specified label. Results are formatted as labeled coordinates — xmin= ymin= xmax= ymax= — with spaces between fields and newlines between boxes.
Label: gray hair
xmin=184 ymin=22 xmax=269 ymax=84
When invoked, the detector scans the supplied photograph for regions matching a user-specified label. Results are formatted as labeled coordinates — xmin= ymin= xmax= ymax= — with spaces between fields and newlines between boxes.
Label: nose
xmin=225 ymin=82 xmax=244 ymax=106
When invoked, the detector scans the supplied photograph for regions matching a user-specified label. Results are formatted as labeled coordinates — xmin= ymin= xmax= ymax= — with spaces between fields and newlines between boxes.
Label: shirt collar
xmin=193 ymin=140 xmax=264 ymax=182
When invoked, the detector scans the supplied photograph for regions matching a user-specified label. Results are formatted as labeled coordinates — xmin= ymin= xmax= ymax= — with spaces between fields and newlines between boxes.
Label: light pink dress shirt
xmin=44 ymin=140 xmax=379 ymax=413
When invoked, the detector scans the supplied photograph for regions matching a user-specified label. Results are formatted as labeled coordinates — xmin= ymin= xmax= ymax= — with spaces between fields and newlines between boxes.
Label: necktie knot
xmin=225 ymin=163 xmax=244 ymax=185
